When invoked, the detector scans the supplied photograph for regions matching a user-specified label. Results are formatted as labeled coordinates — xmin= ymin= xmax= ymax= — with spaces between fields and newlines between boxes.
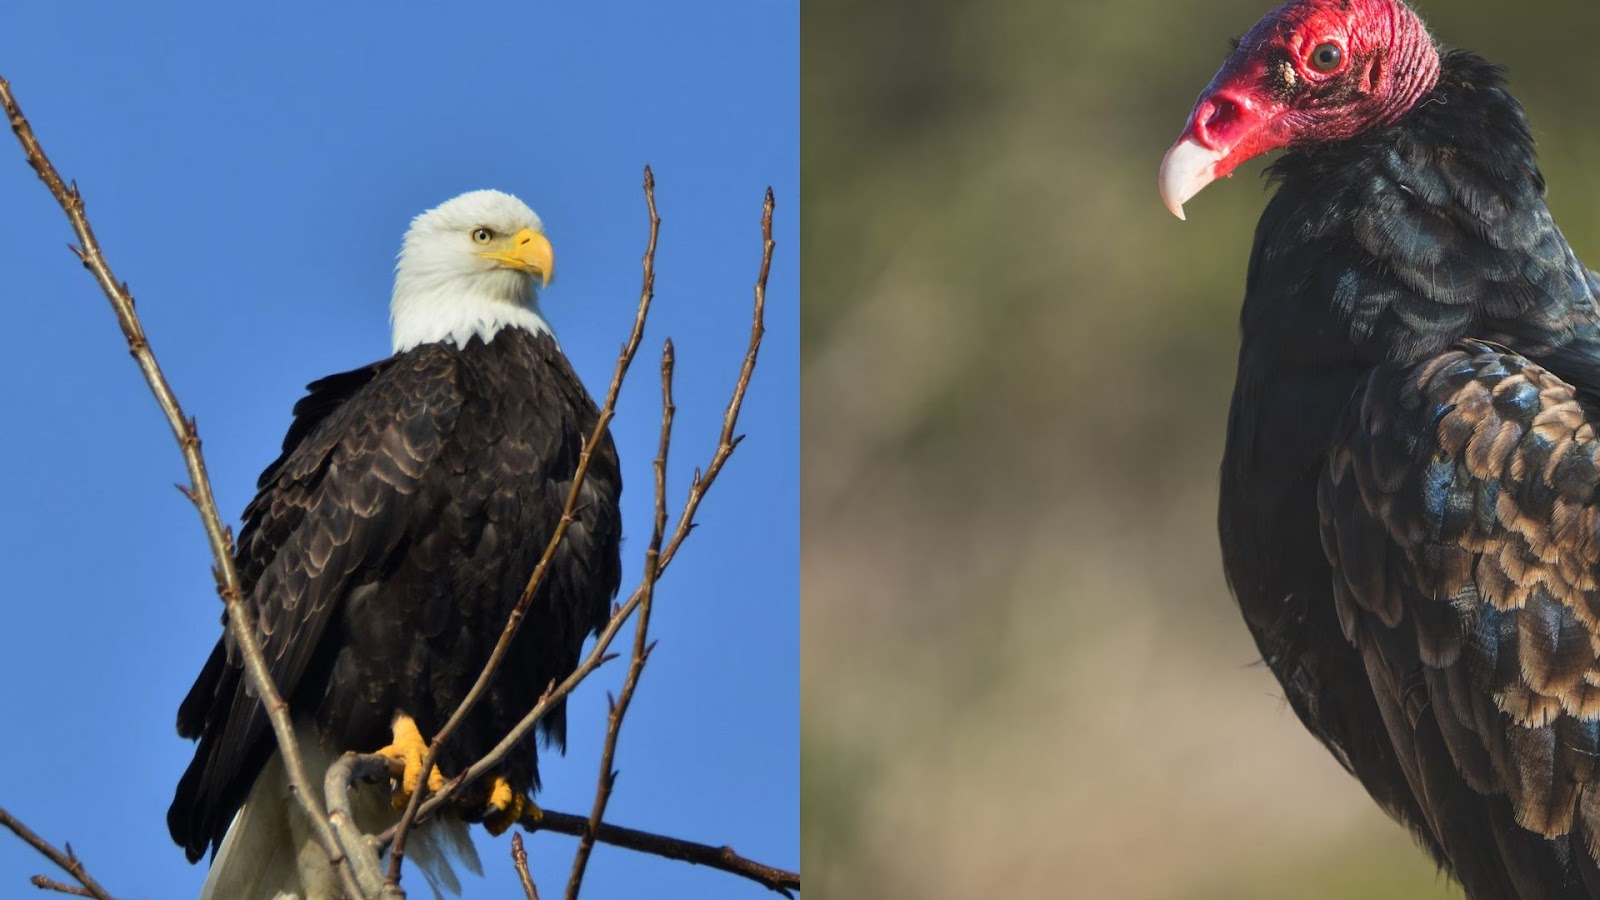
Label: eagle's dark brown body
xmin=168 ymin=325 xmax=622 ymax=861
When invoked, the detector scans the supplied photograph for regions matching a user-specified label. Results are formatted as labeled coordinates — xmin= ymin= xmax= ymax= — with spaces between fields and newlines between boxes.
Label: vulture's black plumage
xmin=1164 ymin=1 xmax=1600 ymax=897
xmin=166 ymin=189 xmax=621 ymax=899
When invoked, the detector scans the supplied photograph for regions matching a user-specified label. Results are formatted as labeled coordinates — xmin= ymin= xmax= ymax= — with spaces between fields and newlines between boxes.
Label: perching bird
xmin=166 ymin=189 xmax=622 ymax=899
xmin=1163 ymin=1 xmax=1600 ymax=896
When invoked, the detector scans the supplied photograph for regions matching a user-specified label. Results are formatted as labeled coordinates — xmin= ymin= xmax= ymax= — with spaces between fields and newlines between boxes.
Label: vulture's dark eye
xmin=471 ymin=227 xmax=493 ymax=244
xmin=1310 ymin=42 xmax=1343 ymax=72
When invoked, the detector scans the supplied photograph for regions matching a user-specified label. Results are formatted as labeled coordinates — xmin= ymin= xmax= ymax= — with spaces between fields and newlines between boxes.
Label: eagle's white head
xmin=390 ymin=189 xmax=556 ymax=353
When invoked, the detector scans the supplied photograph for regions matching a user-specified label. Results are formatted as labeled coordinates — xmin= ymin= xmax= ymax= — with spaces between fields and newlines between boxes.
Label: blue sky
xmin=0 ymin=2 xmax=796 ymax=897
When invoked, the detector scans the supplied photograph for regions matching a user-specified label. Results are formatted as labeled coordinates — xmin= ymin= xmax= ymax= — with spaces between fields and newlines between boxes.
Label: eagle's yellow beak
xmin=479 ymin=228 xmax=553 ymax=287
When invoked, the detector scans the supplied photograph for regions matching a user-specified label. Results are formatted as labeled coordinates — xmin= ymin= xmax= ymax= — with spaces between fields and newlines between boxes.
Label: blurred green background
xmin=802 ymin=1 xmax=1600 ymax=897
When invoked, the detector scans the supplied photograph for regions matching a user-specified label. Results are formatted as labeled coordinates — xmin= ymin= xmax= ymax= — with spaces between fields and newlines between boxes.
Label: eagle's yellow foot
xmin=482 ymin=776 xmax=537 ymax=836
xmin=375 ymin=714 xmax=444 ymax=810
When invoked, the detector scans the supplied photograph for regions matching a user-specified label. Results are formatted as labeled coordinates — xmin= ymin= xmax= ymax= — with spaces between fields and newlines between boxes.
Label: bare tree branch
xmin=323 ymin=751 xmax=395 ymax=894
xmin=529 ymin=808 xmax=798 ymax=897
xmin=0 ymin=76 xmax=373 ymax=900
xmin=512 ymin=833 xmax=541 ymax=900
xmin=0 ymin=806 xmax=113 ymax=900
xmin=562 ymin=176 xmax=776 ymax=900
xmin=565 ymin=340 xmax=675 ymax=898
xmin=344 ymin=750 xmax=799 ymax=896
xmin=29 ymin=875 xmax=101 ymax=898
xmin=660 ymin=184 xmax=774 ymax=576
xmin=385 ymin=166 xmax=665 ymax=887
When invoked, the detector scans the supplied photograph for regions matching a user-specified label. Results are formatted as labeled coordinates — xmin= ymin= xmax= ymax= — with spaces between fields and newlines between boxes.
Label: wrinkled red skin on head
xmin=1180 ymin=0 xmax=1437 ymax=179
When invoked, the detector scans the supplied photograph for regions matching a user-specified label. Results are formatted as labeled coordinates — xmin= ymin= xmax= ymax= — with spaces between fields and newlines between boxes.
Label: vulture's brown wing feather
xmin=1323 ymin=340 xmax=1600 ymax=893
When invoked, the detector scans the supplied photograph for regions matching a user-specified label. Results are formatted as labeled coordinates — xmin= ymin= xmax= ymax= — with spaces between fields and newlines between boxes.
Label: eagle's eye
xmin=471 ymin=227 xmax=494 ymax=244
xmin=1309 ymin=42 xmax=1343 ymax=73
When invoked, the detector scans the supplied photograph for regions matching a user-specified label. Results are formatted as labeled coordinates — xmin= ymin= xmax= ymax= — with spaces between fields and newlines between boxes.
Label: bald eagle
xmin=166 ymin=190 xmax=623 ymax=899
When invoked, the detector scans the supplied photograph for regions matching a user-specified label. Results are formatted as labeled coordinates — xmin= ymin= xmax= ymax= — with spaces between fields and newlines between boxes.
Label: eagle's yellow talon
xmin=375 ymin=714 xmax=439 ymax=811
xmin=482 ymin=776 xmax=534 ymax=836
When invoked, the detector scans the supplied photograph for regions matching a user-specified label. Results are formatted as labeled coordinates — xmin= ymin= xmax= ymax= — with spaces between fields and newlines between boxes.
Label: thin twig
xmin=512 ymin=833 xmax=541 ymax=900
xmin=0 ymin=807 xmax=113 ymax=900
xmin=565 ymin=340 xmax=675 ymax=899
xmin=382 ymin=183 xmax=774 ymax=850
xmin=529 ymin=808 xmax=798 ymax=897
xmin=659 ymin=185 xmax=774 ymax=576
xmin=29 ymin=875 xmax=100 ymax=898
xmin=384 ymin=166 xmax=664 ymax=886
xmin=0 ymin=77 xmax=374 ymax=900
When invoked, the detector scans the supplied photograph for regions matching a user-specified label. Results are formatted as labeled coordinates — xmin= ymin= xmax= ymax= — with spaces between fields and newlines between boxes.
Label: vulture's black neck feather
xmin=1243 ymin=50 xmax=1599 ymax=382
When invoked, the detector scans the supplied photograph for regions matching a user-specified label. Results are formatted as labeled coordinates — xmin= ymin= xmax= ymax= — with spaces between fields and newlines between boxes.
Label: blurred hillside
xmin=803 ymin=1 xmax=1600 ymax=897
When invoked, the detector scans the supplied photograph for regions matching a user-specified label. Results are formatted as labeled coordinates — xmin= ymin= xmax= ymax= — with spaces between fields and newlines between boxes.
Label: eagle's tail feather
xmin=199 ymin=721 xmax=482 ymax=900
xmin=198 ymin=746 xmax=315 ymax=900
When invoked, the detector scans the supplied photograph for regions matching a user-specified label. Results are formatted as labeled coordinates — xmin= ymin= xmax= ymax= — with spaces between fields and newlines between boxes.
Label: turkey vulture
xmin=1161 ymin=1 xmax=1600 ymax=897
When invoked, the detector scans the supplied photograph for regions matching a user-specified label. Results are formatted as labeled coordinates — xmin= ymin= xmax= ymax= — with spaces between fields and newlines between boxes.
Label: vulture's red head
xmin=1159 ymin=0 xmax=1440 ymax=219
